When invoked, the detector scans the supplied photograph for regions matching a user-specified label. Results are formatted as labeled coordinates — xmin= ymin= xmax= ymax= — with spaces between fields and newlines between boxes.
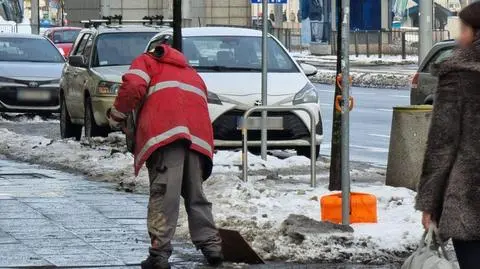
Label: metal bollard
xmin=386 ymin=105 xmax=433 ymax=190
xmin=401 ymin=32 xmax=407 ymax=60
xmin=378 ymin=30 xmax=382 ymax=58
xmin=365 ymin=31 xmax=370 ymax=58
xmin=354 ymin=30 xmax=359 ymax=57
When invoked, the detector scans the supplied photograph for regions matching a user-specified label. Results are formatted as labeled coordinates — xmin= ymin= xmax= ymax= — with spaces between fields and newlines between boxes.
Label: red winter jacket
xmin=112 ymin=45 xmax=214 ymax=178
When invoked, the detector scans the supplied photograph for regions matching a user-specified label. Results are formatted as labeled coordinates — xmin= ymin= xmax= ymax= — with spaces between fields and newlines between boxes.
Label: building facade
xmin=63 ymin=0 xmax=252 ymax=27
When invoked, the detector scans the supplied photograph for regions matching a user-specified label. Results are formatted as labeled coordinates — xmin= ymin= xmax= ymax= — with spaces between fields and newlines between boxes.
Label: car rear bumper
xmin=0 ymin=87 xmax=60 ymax=112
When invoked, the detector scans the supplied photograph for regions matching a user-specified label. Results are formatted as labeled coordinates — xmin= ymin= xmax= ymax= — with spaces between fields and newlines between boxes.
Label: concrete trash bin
xmin=386 ymin=105 xmax=433 ymax=190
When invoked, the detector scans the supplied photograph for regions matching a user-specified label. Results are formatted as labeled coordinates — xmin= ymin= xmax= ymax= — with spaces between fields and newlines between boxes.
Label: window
xmin=180 ymin=36 xmax=298 ymax=72
xmin=423 ymin=47 xmax=454 ymax=73
xmin=51 ymin=29 xmax=81 ymax=44
xmin=73 ymin=33 xmax=91 ymax=56
xmin=0 ymin=37 xmax=64 ymax=63
xmin=82 ymin=35 xmax=94 ymax=64
xmin=93 ymin=32 xmax=157 ymax=67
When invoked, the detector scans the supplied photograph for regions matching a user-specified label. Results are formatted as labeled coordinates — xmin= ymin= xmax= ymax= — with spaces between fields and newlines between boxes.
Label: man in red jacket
xmin=107 ymin=44 xmax=223 ymax=269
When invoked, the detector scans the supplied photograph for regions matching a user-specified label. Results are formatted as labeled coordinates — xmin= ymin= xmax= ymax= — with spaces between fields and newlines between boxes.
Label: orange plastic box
xmin=320 ymin=192 xmax=378 ymax=224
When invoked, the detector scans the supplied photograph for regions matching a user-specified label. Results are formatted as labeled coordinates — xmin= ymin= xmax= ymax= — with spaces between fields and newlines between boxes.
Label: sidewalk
xmin=0 ymin=158 xmax=406 ymax=269
xmin=0 ymin=159 xmax=206 ymax=268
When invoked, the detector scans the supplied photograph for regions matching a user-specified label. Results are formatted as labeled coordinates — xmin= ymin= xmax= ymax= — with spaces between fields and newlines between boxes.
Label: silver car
xmin=411 ymin=40 xmax=455 ymax=105
xmin=0 ymin=33 xmax=65 ymax=113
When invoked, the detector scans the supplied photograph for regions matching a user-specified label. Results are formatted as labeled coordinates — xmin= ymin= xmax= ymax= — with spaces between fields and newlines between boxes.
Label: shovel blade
xmin=219 ymin=228 xmax=265 ymax=264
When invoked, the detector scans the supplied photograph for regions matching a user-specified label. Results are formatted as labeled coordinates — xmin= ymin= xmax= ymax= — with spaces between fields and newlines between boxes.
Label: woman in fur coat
xmin=415 ymin=2 xmax=480 ymax=269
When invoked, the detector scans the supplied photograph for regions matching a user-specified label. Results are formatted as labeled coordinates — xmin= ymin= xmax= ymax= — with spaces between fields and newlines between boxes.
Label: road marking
xmin=317 ymin=89 xmax=335 ymax=93
xmin=369 ymin=134 xmax=390 ymax=139
xmin=351 ymin=145 xmax=389 ymax=153
xmin=376 ymin=108 xmax=393 ymax=112
xmin=389 ymin=94 xmax=410 ymax=98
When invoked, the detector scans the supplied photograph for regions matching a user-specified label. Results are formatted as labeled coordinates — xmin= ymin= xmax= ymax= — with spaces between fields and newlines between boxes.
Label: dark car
xmin=0 ymin=34 xmax=65 ymax=113
xmin=43 ymin=27 xmax=82 ymax=57
xmin=411 ymin=40 xmax=455 ymax=105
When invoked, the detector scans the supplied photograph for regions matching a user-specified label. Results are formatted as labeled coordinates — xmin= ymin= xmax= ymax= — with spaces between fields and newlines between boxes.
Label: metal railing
xmin=241 ymin=106 xmax=317 ymax=187
xmin=329 ymin=29 xmax=451 ymax=58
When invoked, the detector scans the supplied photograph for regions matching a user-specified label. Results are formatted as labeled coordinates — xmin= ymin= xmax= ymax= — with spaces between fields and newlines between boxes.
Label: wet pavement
xmin=0 ymin=159 xmax=400 ymax=268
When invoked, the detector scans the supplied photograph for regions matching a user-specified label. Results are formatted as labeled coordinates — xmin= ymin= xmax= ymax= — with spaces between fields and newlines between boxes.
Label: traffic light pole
xmin=329 ymin=0 xmax=343 ymax=191
xmin=173 ymin=0 xmax=183 ymax=52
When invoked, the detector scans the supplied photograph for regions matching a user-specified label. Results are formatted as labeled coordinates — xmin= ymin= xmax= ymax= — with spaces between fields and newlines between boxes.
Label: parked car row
xmin=0 ymin=24 xmax=323 ymax=158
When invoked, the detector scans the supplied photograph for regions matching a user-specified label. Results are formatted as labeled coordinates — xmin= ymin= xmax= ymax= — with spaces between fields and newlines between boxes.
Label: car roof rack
xmin=81 ymin=15 xmax=173 ymax=29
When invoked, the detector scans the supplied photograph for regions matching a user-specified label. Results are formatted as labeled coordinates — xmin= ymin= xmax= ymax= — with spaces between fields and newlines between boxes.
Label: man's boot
xmin=141 ymin=255 xmax=170 ymax=269
xmin=201 ymin=248 xmax=224 ymax=267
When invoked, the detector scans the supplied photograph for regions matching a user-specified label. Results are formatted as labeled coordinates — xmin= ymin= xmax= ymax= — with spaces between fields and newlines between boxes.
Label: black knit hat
xmin=459 ymin=2 xmax=480 ymax=30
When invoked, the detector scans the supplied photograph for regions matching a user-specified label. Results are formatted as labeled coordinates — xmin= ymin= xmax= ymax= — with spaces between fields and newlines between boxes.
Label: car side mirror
xmin=300 ymin=63 xmax=318 ymax=77
xmin=69 ymin=55 xmax=87 ymax=68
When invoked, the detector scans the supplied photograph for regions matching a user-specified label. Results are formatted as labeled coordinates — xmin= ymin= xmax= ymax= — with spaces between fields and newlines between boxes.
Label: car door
xmin=71 ymin=33 xmax=95 ymax=120
xmin=417 ymin=46 xmax=454 ymax=104
xmin=66 ymin=33 xmax=91 ymax=120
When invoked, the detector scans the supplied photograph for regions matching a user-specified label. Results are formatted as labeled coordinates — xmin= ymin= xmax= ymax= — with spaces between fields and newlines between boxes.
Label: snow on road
xmin=0 ymin=129 xmax=422 ymax=264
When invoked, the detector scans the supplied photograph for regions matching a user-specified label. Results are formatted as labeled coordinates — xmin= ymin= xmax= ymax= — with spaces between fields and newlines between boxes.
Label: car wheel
xmin=296 ymin=145 xmax=320 ymax=160
xmin=60 ymin=95 xmax=82 ymax=140
xmin=84 ymin=96 xmax=109 ymax=138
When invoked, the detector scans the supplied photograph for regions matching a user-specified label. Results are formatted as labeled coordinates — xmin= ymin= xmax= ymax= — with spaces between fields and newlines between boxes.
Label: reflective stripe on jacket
xmin=113 ymin=45 xmax=214 ymax=178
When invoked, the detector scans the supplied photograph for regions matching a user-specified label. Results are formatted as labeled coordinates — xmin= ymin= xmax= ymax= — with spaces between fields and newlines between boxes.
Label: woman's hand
xmin=422 ymin=212 xmax=432 ymax=230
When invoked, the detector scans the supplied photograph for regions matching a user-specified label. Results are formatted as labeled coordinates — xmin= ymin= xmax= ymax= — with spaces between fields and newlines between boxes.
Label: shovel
xmin=219 ymin=228 xmax=265 ymax=264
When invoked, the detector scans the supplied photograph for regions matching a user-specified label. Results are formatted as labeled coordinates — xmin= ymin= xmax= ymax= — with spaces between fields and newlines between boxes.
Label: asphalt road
xmin=316 ymin=84 xmax=410 ymax=167
xmin=0 ymin=85 xmax=410 ymax=166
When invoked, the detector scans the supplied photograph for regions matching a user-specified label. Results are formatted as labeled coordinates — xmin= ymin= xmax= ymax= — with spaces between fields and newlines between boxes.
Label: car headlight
xmin=207 ymin=91 xmax=222 ymax=105
xmin=293 ymin=83 xmax=318 ymax=105
xmin=97 ymin=81 xmax=121 ymax=95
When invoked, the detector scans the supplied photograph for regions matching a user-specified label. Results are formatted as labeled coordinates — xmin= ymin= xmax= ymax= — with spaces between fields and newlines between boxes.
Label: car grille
xmin=213 ymin=109 xmax=319 ymax=141
xmin=0 ymin=87 xmax=59 ymax=107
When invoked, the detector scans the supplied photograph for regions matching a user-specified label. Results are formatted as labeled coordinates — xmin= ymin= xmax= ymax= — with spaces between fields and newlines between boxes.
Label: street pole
xmin=173 ymin=0 xmax=183 ymax=52
xmin=329 ymin=0 xmax=342 ymax=191
xmin=340 ymin=0 xmax=351 ymax=225
xmin=419 ymin=0 xmax=433 ymax=64
xmin=260 ymin=0 xmax=269 ymax=160
xmin=31 ymin=0 xmax=39 ymax=34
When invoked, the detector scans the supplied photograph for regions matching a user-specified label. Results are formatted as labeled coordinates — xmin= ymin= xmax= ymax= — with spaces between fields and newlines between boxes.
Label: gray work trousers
xmin=145 ymin=141 xmax=221 ymax=258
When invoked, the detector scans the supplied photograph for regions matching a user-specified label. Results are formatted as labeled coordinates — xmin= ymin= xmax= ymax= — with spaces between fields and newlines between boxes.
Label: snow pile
xmin=193 ymin=175 xmax=422 ymax=264
xmin=311 ymin=69 xmax=413 ymax=89
xmin=293 ymin=54 xmax=418 ymax=66
xmin=0 ymin=128 xmax=422 ymax=264
xmin=0 ymin=113 xmax=59 ymax=124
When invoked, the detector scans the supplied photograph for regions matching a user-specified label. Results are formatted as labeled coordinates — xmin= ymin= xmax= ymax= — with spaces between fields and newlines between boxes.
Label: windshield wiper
xmin=195 ymin=66 xmax=261 ymax=72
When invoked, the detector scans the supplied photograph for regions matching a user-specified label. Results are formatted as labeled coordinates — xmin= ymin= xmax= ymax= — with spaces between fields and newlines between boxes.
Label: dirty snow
xmin=0 ymin=113 xmax=59 ymax=124
xmin=292 ymin=53 xmax=418 ymax=66
xmin=0 ymin=128 xmax=423 ymax=264
xmin=310 ymin=69 xmax=413 ymax=89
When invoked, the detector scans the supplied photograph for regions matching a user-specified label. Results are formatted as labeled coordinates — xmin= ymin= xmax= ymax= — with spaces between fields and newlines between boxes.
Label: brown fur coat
xmin=415 ymin=41 xmax=480 ymax=241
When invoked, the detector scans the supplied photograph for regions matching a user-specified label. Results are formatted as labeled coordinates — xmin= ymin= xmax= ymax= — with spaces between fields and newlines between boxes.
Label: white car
xmin=146 ymin=27 xmax=323 ymax=158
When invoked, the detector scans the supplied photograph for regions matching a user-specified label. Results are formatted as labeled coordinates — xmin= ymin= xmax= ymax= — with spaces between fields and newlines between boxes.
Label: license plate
xmin=237 ymin=116 xmax=284 ymax=130
xmin=17 ymin=90 xmax=51 ymax=101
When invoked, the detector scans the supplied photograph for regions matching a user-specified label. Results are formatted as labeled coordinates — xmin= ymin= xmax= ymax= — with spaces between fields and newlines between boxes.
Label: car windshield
xmin=0 ymin=37 xmax=64 ymax=63
xmin=52 ymin=29 xmax=81 ymax=44
xmin=94 ymin=32 xmax=157 ymax=67
xmin=181 ymin=36 xmax=299 ymax=72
